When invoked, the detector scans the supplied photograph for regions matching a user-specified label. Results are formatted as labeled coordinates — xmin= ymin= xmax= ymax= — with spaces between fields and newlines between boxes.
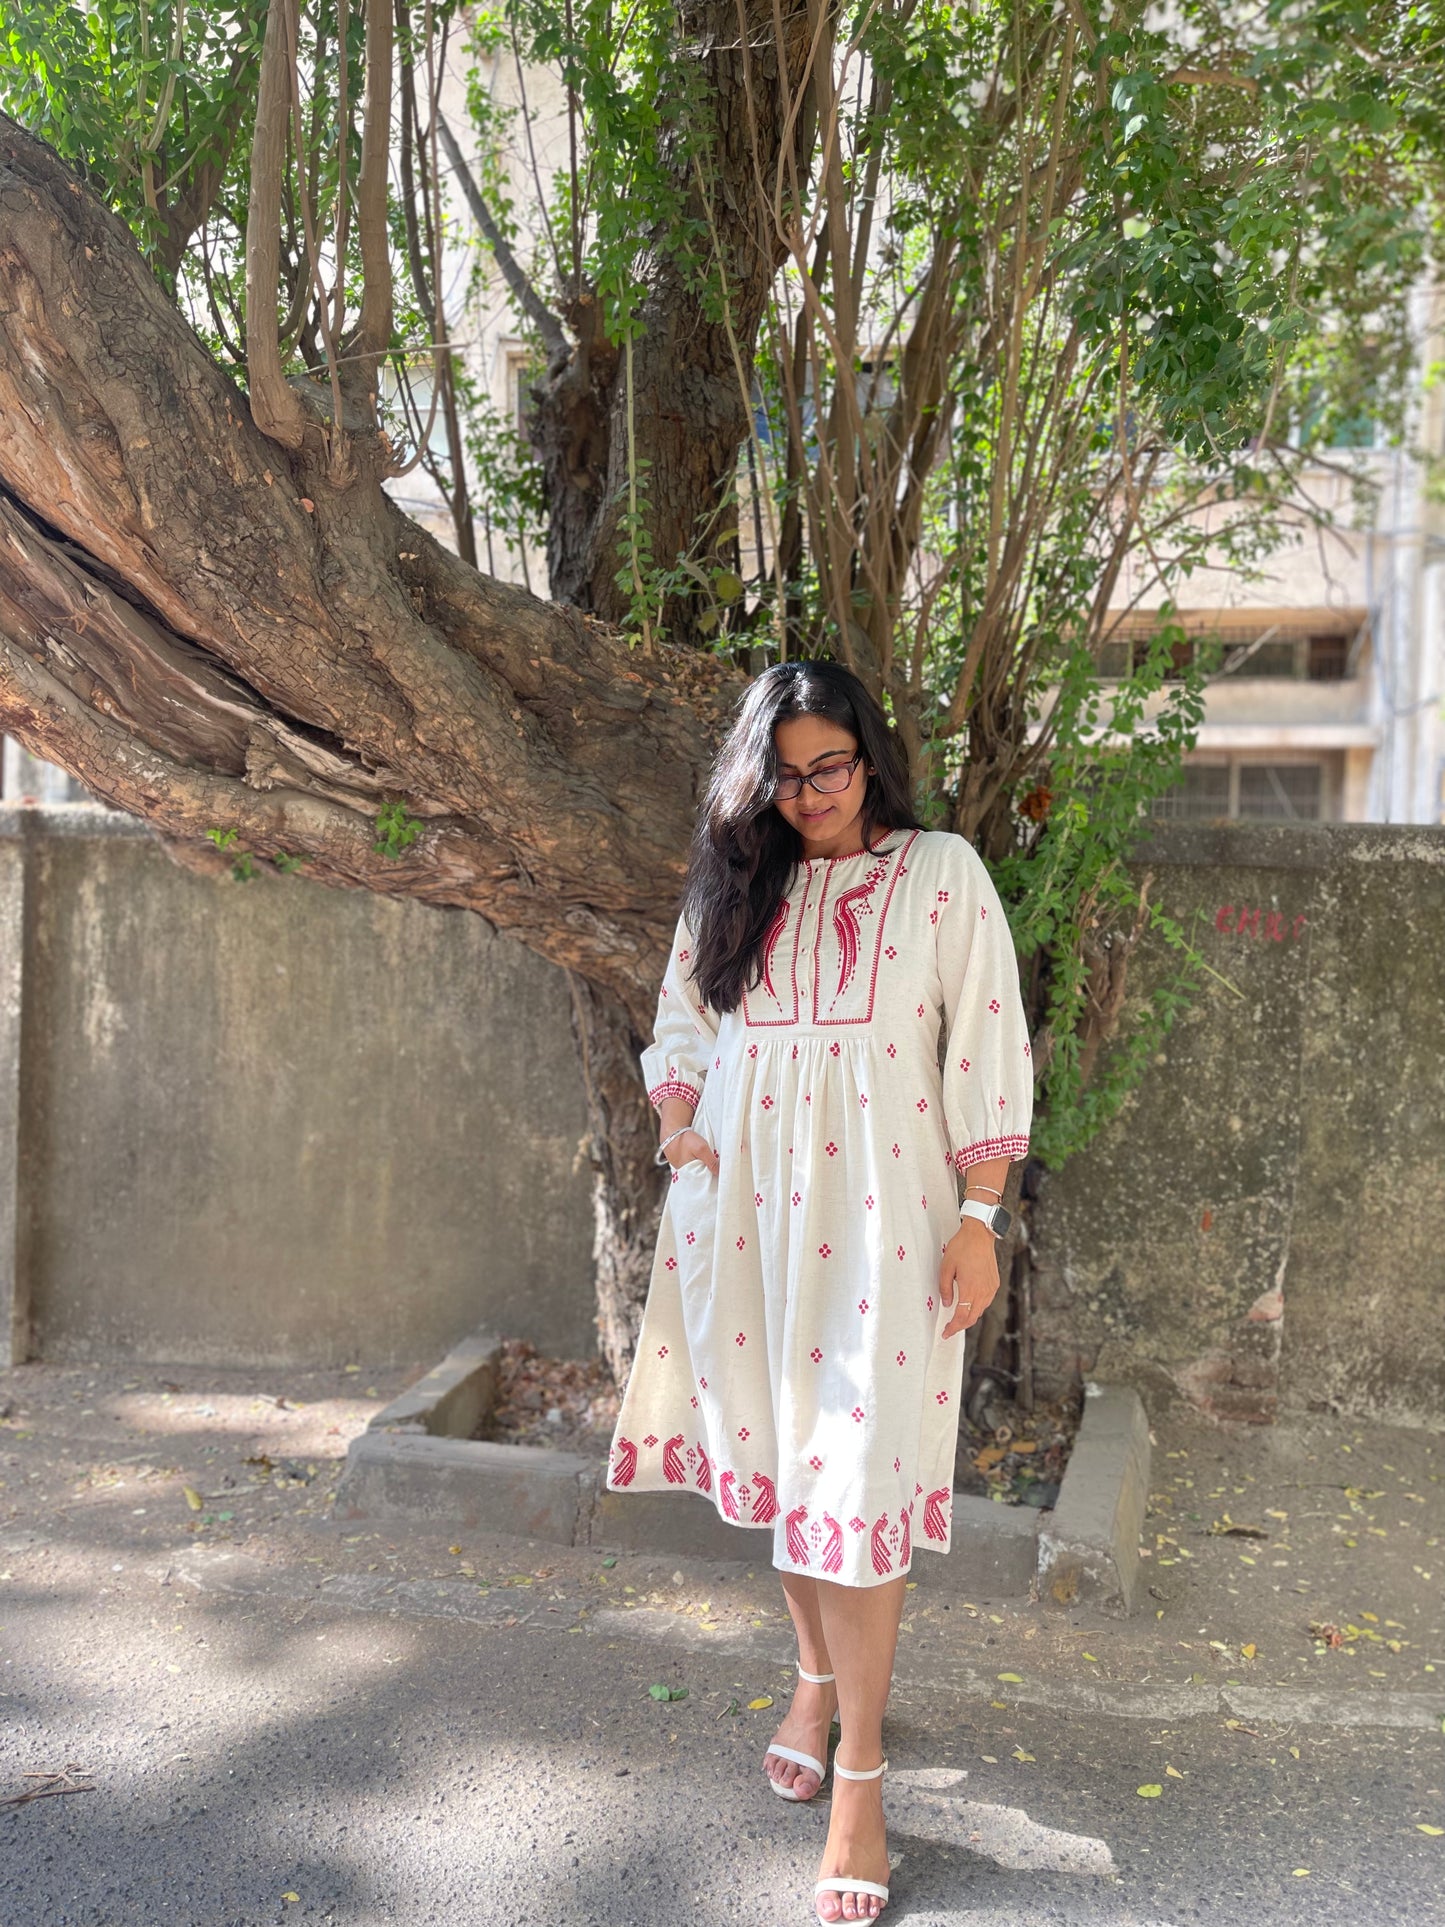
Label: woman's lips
xmin=800 ymin=807 xmax=832 ymax=820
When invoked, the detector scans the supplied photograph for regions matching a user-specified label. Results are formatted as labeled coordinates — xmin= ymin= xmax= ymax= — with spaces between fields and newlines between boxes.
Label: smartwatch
xmin=959 ymin=1198 xmax=1013 ymax=1238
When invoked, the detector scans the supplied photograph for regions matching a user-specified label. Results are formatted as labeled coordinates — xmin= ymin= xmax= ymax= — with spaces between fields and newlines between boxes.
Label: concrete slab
xmin=330 ymin=1323 xmax=1166 ymax=1601
xmin=939 ymin=1493 xmax=1042 ymax=1596
xmin=1036 ymin=1381 xmax=1151 ymax=1614
xmin=365 ymin=1326 xmax=501 ymax=1438
xmin=336 ymin=1431 xmax=594 ymax=1543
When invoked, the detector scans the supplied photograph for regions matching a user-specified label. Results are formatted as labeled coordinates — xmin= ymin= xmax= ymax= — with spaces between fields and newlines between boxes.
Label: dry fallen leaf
xmin=747 ymin=1696 xmax=774 ymax=1711
xmin=1137 ymin=1784 xmax=1163 ymax=1798
xmin=182 ymin=1486 xmax=203 ymax=1512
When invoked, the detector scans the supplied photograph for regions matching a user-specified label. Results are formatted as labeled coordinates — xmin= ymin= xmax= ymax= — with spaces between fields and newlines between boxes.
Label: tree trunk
xmin=515 ymin=5 xmax=824 ymax=1371
xmin=529 ymin=1 xmax=820 ymax=642
xmin=0 ymin=110 xmax=752 ymax=1377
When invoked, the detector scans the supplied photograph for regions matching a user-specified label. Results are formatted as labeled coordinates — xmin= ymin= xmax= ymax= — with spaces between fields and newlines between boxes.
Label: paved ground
xmin=1 ymin=1358 xmax=1441 ymax=1925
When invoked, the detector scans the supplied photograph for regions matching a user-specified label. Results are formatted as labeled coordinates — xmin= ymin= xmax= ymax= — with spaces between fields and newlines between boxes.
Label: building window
xmin=1099 ymin=620 xmax=1362 ymax=683
xmin=1237 ymin=763 xmax=1323 ymax=821
xmin=506 ymin=350 xmax=536 ymax=438
xmin=1306 ymin=633 xmax=1349 ymax=680
xmin=1150 ymin=759 xmax=1327 ymax=823
xmin=1149 ymin=763 xmax=1232 ymax=821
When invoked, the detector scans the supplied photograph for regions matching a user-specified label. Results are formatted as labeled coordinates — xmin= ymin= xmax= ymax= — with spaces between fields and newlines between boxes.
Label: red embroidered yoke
xmin=606 ymin=828 xmax=1034 ymax=1587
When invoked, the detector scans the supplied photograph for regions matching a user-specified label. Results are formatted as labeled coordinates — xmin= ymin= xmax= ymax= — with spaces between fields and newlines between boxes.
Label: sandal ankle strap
xmin=832 ymin=1757 xmax=887 ymax=1781
xmin=796 ymin=1665 xmax=836 ymax=1683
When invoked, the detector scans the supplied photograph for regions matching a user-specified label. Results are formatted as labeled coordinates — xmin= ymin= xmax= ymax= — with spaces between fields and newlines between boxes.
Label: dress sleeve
xmin=639 ymin=910 xmax=721 ymax=1112
xmin=934 ymin=835 xmax=1034 ymax=1172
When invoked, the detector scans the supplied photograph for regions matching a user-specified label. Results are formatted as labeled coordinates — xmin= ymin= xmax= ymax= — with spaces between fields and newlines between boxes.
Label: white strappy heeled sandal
xmin=765 ymin=1664 xmax=837 ymax=1801
xmin=814 ymin=1757 xmax=890 ymax=1918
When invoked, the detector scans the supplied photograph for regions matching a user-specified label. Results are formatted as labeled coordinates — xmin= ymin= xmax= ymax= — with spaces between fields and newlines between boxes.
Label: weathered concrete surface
xmin=7 ymin=805 xmax=596 ymax=1369
xmin=0 ymin=829 xmax=26 ymax=1364
xmin=1038 ymin=1385 xmax=1151 ymax=1615
xmin=1029 ymin=822 xmax=1445 ymax=1428
xmin=364 ymin=1326 xmax=502 ymax=1438
xmin=9 ymin=806 xmax=1444 ymax=1421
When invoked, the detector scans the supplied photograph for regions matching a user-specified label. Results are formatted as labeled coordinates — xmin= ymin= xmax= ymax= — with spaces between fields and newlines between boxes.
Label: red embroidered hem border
xmin=647 ymin=1077 xmax=703 ymax=1111
xmin=952 ymin=1133 xmax=1030 ymax=1169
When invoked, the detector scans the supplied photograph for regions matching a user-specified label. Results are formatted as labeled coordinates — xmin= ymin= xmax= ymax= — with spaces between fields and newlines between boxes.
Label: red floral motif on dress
xmin=870 ymin=1512 xmax=893 ymax=1576
xmin=831 ymin=862 xmax=888 ymax=1001
xmin=900 ymin=1503 xmax=912 ymax=1566
xmin=821 ymin=1513 xmax=844 ymax=1575
xmin=695 ymin=1443 xmax=712 ymax=1493
xmin=923 ymin=1487 xmax=951 ymax=1541
xmin=719 ymin=1470 xmax=740 ymax=1520
xmin=760 ymin=897 xmax=790 ymax=1000
xmin=662 ymin=1435 xmax=687 ymax=1484
xmin=786 ymin=1504 xmax=811 ymax=1566
xmin=751 ymin=1472 xmax=779 ymax=1524
xmin=611 ymin=1438 xmax=637 ymax=1486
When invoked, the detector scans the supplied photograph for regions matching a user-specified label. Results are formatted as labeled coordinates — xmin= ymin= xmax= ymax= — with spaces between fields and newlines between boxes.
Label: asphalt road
xmin=2 ymin=1361 xmax=1441 ymax=1926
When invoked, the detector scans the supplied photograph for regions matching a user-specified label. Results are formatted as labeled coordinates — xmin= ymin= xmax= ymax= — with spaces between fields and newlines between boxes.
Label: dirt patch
xmin=474 ymin=1339 xmax=618 ymax=1458
xmin=953 ymin=1389 xmax=1083 ymax=1508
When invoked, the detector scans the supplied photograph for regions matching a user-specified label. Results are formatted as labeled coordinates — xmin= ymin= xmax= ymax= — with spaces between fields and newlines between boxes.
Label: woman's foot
xmin=815 ymin=1758 xmax=890 ymax=1921
xmin=762 ymin=1670 xmax=838 ymax=1799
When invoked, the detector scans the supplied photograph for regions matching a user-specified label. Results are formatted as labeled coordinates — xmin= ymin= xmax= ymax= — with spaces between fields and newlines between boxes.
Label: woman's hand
xmin=664 ymin=1128 xmax=720 ymax=1177
xmin=937 ymin=1218 xmax=1002 ymax=1339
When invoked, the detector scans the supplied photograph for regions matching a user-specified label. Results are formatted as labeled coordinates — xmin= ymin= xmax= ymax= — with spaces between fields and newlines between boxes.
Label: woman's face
xmin=771 ymin=714 xmax=874 ymax=857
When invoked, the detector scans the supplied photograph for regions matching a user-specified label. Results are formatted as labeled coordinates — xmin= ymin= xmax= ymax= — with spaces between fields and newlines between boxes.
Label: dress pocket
xmin=669 ymin=1155 xmax=718 ymax=1293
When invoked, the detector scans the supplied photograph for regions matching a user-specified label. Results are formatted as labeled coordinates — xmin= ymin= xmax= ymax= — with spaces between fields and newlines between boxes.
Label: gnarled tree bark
xmin=0 ymin=109 xmax=746 ymax=1378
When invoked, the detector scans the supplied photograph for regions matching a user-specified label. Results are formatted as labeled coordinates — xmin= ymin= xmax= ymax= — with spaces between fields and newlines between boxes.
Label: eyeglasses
xmin=773 ymin=751 xmax=865 ymax=801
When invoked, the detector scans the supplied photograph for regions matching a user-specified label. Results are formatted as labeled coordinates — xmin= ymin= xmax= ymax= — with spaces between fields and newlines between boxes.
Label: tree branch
xmin=436 ymin=115 xmax=571 ymax=370
xmin=243 ymin=0 xmax=309 ymax=450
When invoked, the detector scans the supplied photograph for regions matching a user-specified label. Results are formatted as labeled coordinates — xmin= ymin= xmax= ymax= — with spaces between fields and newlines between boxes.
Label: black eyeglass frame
xmin=771 ymin=750 xmax=867 ymax=802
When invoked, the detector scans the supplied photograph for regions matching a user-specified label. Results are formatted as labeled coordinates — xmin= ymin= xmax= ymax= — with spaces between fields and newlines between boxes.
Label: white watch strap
xmin=959 ymin=1198 xmax=1002 ymax=1233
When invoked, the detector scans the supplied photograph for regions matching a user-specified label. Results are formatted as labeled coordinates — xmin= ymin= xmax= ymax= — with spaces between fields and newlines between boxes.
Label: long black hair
xmin=682 ymin=659 xmax=923 ymax=1014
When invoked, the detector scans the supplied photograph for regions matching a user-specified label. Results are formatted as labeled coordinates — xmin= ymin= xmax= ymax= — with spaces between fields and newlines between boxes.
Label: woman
xmin=606 ymin=660 xmax=1033 ymax=1922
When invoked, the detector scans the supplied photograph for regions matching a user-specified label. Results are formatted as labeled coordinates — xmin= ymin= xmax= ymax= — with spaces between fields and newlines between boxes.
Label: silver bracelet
xmin=655 ymin=1127 xmax=691 ymax=1167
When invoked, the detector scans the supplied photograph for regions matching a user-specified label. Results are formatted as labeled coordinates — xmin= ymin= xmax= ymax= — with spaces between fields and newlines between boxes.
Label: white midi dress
xmin=605 ymin=827 xmax=1035 ymax=1588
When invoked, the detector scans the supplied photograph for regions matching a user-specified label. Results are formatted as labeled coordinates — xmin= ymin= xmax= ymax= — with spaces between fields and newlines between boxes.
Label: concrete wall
xmin=1028 ymin=821 xmax=1445 ymax=1429
xmin=5 ymin=808 xmax=1442 ymax=1423
xmin=2 ymin=806 xmax=597 ymax=1369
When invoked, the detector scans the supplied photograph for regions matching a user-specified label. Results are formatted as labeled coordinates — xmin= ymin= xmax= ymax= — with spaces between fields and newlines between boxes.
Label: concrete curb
xmin=336 ymin=1327 xmax=1147 ymax=1609
xmin=1037 ymin=1382 xmax=1151 ymax=1614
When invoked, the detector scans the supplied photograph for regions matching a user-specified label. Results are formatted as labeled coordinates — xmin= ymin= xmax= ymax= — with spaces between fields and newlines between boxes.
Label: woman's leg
xmin=812 ymin=1572 xmax=907 ymax=1921
xmin=763 ymin=1574 xmax=839 ymax=1798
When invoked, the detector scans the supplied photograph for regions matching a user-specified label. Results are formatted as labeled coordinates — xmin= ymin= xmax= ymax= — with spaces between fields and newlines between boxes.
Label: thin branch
xmin=436 ymin=117 xmax=571 ymax=367
xmin=243 ymin=0 xmax=309 ymax=449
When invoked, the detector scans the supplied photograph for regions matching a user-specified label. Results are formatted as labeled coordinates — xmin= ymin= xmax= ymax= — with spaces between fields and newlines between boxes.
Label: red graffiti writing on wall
xmin=1215 ymin=904 xmax=1308 ymax=942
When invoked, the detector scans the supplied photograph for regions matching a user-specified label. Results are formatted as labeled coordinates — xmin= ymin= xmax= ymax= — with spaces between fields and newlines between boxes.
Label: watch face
xmin=989 ymin=1204 xmax=1013 ymax=1238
